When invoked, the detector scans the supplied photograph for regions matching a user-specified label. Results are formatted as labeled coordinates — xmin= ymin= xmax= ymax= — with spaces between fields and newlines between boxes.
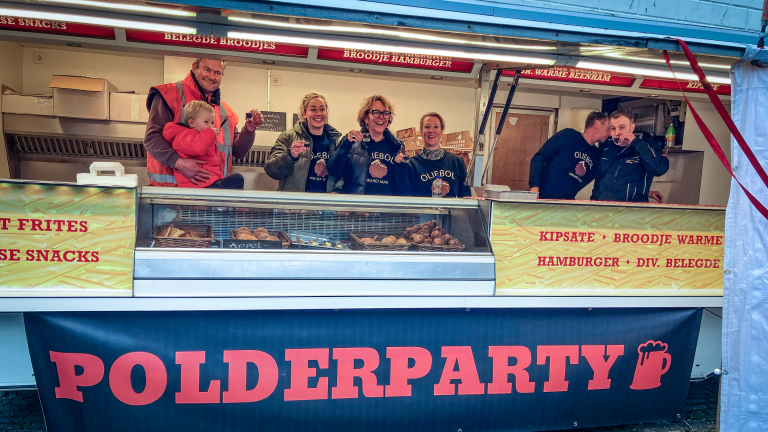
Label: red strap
xmin=663 ymin=46 xmax=768 ymax=220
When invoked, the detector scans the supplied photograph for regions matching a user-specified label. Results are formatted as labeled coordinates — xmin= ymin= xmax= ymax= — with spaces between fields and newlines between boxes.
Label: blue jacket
xmin=591 ymin=138 xmax=669 ymax=202
xmin=327 ymin=128 xmax=408 ymax=195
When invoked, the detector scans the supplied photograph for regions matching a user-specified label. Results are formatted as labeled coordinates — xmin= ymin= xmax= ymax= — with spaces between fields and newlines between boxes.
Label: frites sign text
xmin=0 ymin=182 xmax=135 ymax=296
xmin=317 ymin=48 xmax=475 ymax=72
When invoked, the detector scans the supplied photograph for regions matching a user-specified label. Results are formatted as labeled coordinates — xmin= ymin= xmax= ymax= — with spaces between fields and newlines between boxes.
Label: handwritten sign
xmin=221 ymin=239 xmax=283 ymax=249
xmin=254 ymin=111 xmax=287 ymax=132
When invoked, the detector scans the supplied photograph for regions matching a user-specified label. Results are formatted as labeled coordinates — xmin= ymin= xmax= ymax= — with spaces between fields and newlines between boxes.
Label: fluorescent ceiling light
xmin=575 ymin=61 xmax=730 ymax=84
xmin=0 ymin=7 xmax=196 ymax=33
xmin=229 ymin=16 xmax=556 ymax=51
xmin=40 ymin=0 xmax=195 ymax=17
xmin=602 ymin=52 xmax=731 ymax=70
xmin=228 ymin=31 xmax=555 ymax=65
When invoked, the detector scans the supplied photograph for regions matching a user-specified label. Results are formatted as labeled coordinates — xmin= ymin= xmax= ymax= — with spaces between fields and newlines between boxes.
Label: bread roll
xmin=237 ymin=233 xmax=258 ymax=240
xmin=253 ymin=227 xmax=268 ymax=234
xmin=265 ymin=235 xmax=280 ymax=241
xmin=257 ymin=232 xmax=270 ymax=240
xmin=235 ymin=227 xmax=251 ymax=236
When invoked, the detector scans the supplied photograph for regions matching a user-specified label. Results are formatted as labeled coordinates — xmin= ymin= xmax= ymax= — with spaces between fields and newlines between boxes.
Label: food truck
xmin=0 ymin=0 xmax=736 ymax=430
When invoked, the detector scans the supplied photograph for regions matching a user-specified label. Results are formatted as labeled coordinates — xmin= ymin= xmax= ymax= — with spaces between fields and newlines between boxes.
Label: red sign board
xmin=317 ymin=48 xmax=475 ymax=73
xmin=503 ymin=67 xmax=636 ymax=87
xmin=125 ymin=30 xmax=309 ymax=57
xmin=0 ymin=15 xmax=115 ymax=39
xmin=640 ymin=78 xmax=730 ymax=95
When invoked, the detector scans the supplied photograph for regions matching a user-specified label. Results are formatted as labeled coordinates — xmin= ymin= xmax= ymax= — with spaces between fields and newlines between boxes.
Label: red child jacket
xmin=162 ymin=123 xmax=223 ymax=188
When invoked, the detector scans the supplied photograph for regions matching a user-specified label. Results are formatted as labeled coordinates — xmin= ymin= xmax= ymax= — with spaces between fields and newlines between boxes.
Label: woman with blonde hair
xmin=265 ymin=91 xmax=342 ymax=192
xmin=404 ymin=112 xmax=471 ymax=197
xmin=327 ymin=94 xmax=408 ymax=195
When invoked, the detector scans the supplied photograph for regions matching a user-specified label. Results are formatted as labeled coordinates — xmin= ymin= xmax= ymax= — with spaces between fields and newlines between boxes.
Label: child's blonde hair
xmin=183 ymin=100 xmax=214 ymax=124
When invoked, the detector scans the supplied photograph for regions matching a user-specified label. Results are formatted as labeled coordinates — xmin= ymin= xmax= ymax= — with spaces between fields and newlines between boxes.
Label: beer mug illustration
xmin=630 ymin=340 xmax=671 ymax=390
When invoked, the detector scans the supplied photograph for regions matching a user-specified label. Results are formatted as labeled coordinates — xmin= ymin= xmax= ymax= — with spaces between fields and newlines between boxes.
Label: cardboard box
xmin=110 ymin=92 xmax=148 ymax=123
xmin=443 ymin=130 xmax=473 ymax=150
xmin=402 ymin=136 xmax=424 ymax=152
xmin=2 ymin=86 xmax=54 ymax=116
xmin=49 ymin=75 xmax=117 ymax=120
xmin=397 ymin=127 xmax=418 ymax=139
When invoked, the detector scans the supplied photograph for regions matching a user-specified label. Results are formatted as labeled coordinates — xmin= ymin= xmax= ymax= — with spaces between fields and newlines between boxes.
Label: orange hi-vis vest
xmin=145 ymin=73 xmax=238 ymax=186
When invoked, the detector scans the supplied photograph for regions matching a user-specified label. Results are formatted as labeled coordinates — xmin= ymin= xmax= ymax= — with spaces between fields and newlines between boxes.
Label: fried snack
xmin=448 ymin=238 xmax=460 ymax=246
xmin=265 ymin=235 xmax=280 ymax=241
xmin=396 ymin=238 xmax=409 ymax=244
xmin=431 ymin=230 xmax=443 ymax=239
xmin=158 ymin=225 xmax=174 ymax=237
xmin=423 ymin=237 xmax=433 ymax=244
xmin=181 ymin=230 xmax=200 ymax=238
xmin=442 ymin=234 xmax=453 ymax=242
xmin=403 ymin=227 xmax=415 ymax=238
xmin=432 ymin=238 xmax=446 ymax=245
xmin=253 ymin=227 xmax=269 ymax=234
xmin=257 ymin=232 xmax=270 ymax=240
xmin=410 ymin=234 xmax=425 ymax=244
xmin=237 ymin=232 xmax=258 ymax=240
xmin=169 ymin=228 xmax=185 ymax=238
xmin=361 ymin=237 xmax=375 ymax=244
xmin=234 ymin=227 xmax=252 ymax=236
xmin=381 ymin=236 xmax=396 ymax=244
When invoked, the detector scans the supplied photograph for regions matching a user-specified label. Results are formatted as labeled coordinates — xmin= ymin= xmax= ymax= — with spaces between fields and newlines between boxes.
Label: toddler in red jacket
xmin=162 ymin=100 xmax=244 ymax=189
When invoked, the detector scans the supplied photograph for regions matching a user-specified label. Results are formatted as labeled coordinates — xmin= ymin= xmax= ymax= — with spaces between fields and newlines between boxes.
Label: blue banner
xmin=24 ymin=308 xmax=702 ymax=432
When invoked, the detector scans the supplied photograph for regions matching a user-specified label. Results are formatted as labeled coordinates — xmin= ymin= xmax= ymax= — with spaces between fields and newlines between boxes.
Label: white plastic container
xmin=76 ymin=162 xmax=138 ymax=187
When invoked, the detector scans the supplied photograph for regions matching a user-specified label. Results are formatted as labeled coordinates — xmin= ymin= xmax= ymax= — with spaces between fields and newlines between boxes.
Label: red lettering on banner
xmin=284 ymin=348 xmax=329 ymax=401
xmin=385 ymin=347 xmax=432 ymax=397
xmin=175 ymin=351 xmax=220 ymax=404
xmin=487 ymin=346 xmax=535 ymax=394
xmin=109 ymin=352 xmax=167 ymax=406
xmin=434 ymin=347 xmax=485 ymax=396
xmin=537 ymin=345 xmax=579 ymax=392
xmin=503 ymin=67 xmax=636 ymax=87
xmin=332 ymin=348 xmax=384 ymax=399
xmin=222 ymin=350 xmax=279 ymax=403
xmin=318 ymin=47 xmax=474 ymax=73
xmin=50 ymin=351 xmax=104 ymax=402
xmin=581 ymin=345 xmax=625 ymax=390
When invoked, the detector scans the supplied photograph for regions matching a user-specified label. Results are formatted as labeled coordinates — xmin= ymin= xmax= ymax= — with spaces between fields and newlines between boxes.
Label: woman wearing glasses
xmin=327 ymin=94 xmax=409 ymax=195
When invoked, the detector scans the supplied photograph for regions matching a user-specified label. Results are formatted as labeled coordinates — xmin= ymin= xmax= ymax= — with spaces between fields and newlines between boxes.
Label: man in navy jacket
xmin=591 ymin=109 xmax=669 ymax=202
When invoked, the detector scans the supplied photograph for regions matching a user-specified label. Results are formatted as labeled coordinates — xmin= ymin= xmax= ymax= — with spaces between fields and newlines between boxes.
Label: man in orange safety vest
xmin=143 ymin=58 xmax=264 ymax=186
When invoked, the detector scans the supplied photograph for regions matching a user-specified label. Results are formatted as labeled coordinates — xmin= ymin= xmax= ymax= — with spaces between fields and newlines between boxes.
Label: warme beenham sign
xmin=26 ymin=308 xmax=701 ymax=432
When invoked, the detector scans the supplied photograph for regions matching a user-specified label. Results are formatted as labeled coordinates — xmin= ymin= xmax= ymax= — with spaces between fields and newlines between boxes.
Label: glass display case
xmin=134 ymin=188 xmax=495 ymax=297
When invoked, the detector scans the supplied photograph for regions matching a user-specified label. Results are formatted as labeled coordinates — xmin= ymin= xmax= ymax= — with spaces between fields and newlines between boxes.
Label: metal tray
xmin=286 ymin=231 xmax=348 ymax=250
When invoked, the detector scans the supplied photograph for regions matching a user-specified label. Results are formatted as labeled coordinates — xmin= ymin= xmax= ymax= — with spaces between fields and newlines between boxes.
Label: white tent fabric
xmin=722 ymin=45 xmax=768 ymax=431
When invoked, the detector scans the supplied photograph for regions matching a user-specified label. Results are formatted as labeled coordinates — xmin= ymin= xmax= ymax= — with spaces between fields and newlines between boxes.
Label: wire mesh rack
xmin=180 ymin=208 xmax=421 ymax=241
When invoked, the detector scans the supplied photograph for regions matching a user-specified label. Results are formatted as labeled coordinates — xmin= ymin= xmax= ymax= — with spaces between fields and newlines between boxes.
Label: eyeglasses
xmin=370 ymin=110 xmax=392 ymax=119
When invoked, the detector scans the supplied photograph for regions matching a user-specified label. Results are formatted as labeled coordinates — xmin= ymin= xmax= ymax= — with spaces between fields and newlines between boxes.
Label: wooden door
xmin=490 ymin=112 xmax=551 ymax=191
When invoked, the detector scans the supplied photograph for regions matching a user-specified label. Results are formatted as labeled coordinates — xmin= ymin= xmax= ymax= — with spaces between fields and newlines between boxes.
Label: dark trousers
xmin=206 ymin=173 xmax=244 ymax=190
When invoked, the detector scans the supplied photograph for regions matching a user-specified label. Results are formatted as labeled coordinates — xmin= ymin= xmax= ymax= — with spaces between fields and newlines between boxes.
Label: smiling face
xmin=192 ymin=59 xmax=225 ymax=95
xmin=365 ymin=100 xmax=389 ymax=136
xmin=421 ymin=116 xmax=444 ymax=149
xmin=609 ymin=115 xmax=635 ymax=142
xmin=304 ymin=97 xmax=328 ymax=133
xmin=188 ymin=111 xmax=215 ymax=133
